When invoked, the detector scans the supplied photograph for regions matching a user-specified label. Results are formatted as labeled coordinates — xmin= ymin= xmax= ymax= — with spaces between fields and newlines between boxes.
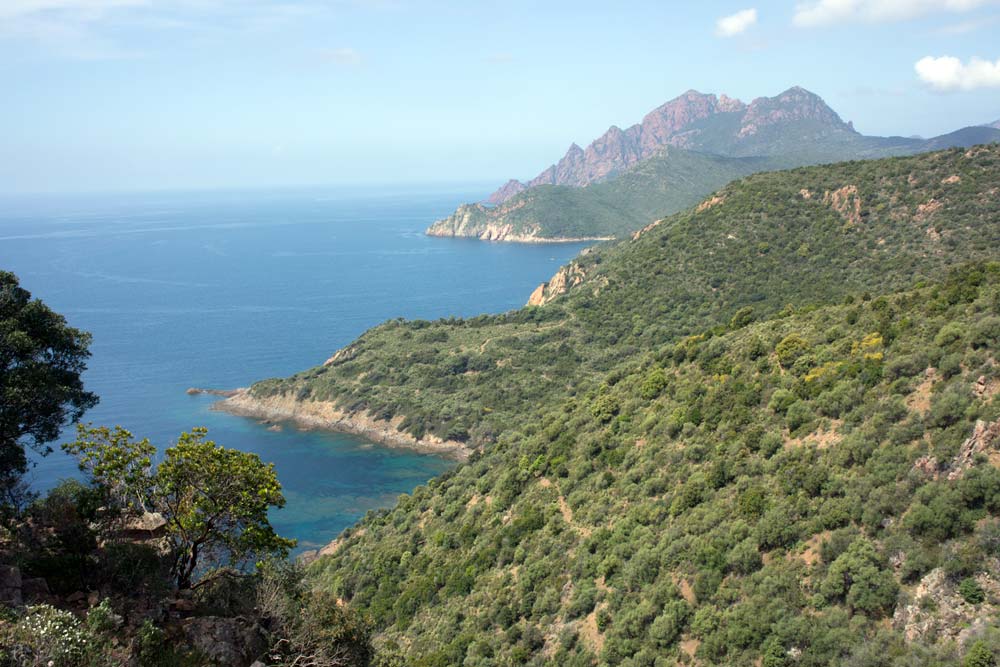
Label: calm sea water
xmin=0 ymin=186 xmax=590 ymax=553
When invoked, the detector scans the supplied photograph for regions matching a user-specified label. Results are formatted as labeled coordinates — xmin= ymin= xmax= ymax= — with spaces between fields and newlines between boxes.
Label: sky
xmin=2 ymin=0 xmax=1000 ymax=194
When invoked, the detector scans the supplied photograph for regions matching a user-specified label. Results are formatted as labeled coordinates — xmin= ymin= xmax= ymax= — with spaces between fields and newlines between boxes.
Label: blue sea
xmin=0 ymin=186 xmax=590 ymax=553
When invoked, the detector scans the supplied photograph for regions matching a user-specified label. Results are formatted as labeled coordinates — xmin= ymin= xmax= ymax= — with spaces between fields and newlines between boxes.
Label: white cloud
xmin=793 ymin=0 xmax=993 ymax=27
xmin=715 ymin=8 xmax=758 ymax=36
xmin=915 ymin=55 xmax=1000 ymax=91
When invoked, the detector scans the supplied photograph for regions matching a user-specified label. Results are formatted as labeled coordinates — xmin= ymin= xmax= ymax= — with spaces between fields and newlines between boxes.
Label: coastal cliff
xmin=426 ymin=202 xmax=613 ymax=243
xmin=526 ymin=256 xmax=591 ymax=306
xmin=215 ymin=389 xmax=471 ymax=460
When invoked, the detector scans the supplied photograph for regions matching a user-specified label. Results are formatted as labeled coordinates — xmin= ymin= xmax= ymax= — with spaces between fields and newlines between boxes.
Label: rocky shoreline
xmin=425 ymin=203 xmax=614 ymax=243
xmin=212 ymin=389 xmax=471 ymax=461
xmin=426 ymin=226 xmax=612 ymax=244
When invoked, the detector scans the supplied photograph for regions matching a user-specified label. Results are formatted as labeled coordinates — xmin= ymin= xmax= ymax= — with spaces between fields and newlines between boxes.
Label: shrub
xmin=99 ymin=542 xmax=166 ymax=597
xmin=785 ymin=401 xmax=815 ymax=433
xmin=964 ymin=640 xmax=997 ymax=667
xmin=959 ymin=577 xmax=986 ymax=605
xmin=0 ymin=604 xmax=92 ymax=666
xmin=776 ymin=334 xmax=810 ymax=367
xmin=928 ymin=387 xmax=971 ymax=429
xmin=640 ymin=369 xmax=668 ymax=400
xmin=971 ymin=315 xmax=1000 ymax=349
xmin=820 ymin=539 xmax=898 ymax=616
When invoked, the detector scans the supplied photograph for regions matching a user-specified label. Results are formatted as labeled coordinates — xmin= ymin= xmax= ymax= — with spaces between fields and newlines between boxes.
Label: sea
xmin=0 ymin=186 xmax=591 ymax=553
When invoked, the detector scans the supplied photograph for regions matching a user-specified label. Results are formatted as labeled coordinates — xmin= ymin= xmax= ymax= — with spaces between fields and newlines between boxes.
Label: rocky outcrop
xmin=737 ymin=86 xmax=852 ymax=139
xmin=0 ymin=565 xmax=22 ymax=607
xmin=949 ymin=419 xmax=1000 ymax=479
xmin=186 ymin=387 xmax=240 ymax=397
xmin=526 ymin=259 xmax=589 ymax=306
xmin=823 ymin=185 xmax=862 ymax=226
xmin=426 ymin=202 xmax=613 ymax=243
xmin=487 ymin=179 xmax=528 ymax=204
xmin=910 ymin=419 xmax=1000 ymax=480
xmin=215 ymin=390 xmax=471 ymax=460
xmin=179 ymin=616 xmax=268 ymax=667
xmin=893 ymin=567 xmax=1000 ymax=646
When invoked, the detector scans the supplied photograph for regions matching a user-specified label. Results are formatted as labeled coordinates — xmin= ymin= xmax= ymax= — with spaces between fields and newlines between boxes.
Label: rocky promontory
xmin=426 ymin=202 xmax=614 ymax=243
xmin=213 ymin=389 xmax=471 ymax=460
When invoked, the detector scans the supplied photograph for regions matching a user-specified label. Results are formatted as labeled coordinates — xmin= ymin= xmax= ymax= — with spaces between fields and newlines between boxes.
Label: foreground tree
xmin=0 ymin=271 xmax=97 ymax=505
xmin=158 ymin=428 xmax=296 ymax=589
xmin=65 ymin=426 xmax=295 ymax=589
xmin=62 ymin=425 xmax=156 ymax=514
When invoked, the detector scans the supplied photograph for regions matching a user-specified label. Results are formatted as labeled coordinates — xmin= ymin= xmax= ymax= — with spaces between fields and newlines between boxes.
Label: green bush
xmin=965 ymin=640 xmax=997 ymax=667
xmin=959 ymin=577 xmax=986 ymax=605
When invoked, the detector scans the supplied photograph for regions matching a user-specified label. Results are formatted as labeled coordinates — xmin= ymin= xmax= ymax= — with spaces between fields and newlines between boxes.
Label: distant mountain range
xmin=984 ymin=119 xmax=1000 ymax=130
xmin=427 ymin=87 xmax=1000 ymax=242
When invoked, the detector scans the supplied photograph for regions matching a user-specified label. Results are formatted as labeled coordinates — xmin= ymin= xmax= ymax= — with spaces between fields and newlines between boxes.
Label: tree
xmin=0 ymin=271 xmax=97 ymax=502
xmin=157 ymin=428 xmax=296 ymax=589
xmin=63 ymin=425 xmax=156 ymax=514
xmin=65 ymin=426 xmax=295 ymax=590
xmin=820 ymin=539 xmax=898 ymax=616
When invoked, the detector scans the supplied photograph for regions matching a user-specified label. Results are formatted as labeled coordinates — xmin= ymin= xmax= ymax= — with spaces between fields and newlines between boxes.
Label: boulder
xmin=0 ymin=565 xmax=22 ymax=607
xmin=179 ymin=616 xmax=268 ymax=667
xmin=20 ymin=577 xmax=50 ymax=602
xmin=121 ymin=511 xmax=168 ymax=538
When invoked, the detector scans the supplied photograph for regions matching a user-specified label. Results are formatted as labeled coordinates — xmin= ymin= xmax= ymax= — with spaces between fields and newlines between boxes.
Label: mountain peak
xmin=485 ymin=86 xmax=857 ymax=203
xmin=741 ymin=86 xmax=853 ymax=137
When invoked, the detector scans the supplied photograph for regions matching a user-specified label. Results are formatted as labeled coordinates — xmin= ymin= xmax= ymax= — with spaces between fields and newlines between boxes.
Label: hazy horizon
xmin=4 ymin=0 xmax=1000 ymax=194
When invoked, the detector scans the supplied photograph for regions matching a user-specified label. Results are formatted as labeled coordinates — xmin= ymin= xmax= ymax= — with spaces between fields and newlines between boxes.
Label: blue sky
xmin=3 ymin=0 xmax=1000 ymax=193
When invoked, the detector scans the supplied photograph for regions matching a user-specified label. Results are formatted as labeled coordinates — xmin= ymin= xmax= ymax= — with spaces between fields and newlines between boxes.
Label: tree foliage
xmin=0 ymin=271 xmax=97 ymax=502
xmin=65 ymin=426 xmax=295 ymax=589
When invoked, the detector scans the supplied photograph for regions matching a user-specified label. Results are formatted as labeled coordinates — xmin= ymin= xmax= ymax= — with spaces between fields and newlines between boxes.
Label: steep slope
xmin=229 ymin=146 xmax=1000 ymax=665
xmin=427 ymin=149 xmax=775 ymax=241
xmin=314 ymin=265 xmax=1000 ymax=666
xmin=430 ymin=87 xmax=1000 ymax=242
xmin=235 ymin=145 xmax=1000 ymax=451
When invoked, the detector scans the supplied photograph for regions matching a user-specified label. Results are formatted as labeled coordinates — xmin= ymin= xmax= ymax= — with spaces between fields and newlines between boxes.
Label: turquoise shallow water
xmin=0 ymin=186 xmax=591 ymax=552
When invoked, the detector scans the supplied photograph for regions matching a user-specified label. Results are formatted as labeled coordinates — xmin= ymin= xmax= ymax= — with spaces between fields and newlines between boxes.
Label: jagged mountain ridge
xmin=488 ymin=87 xmax=856 ymax=204
xmin=431 ymin=87 xmax=1000 ymax=242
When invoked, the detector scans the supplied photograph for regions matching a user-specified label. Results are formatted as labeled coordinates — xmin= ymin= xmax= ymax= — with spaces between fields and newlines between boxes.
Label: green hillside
xmin=426 ymin=149 xmax=775 ymax=241
xmin=315 ymin=263 xmax=1000 ymax=666
xmin=253 ymin=146 xmax=1000 ymax=448
xmin=244 ymin=146 xmax=1000 ymax=665
xmin=426 ymin=123 xmax=1000 ymax=243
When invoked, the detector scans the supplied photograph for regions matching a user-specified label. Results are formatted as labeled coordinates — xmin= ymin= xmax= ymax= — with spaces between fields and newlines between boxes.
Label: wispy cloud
xmin=915 ymin=55 xmax=1000 ymax=91
xmin=715 ymin=8 xmax=758 ymax=36
xmin=0 ymin=0 xmax=354 ymax=59
xmin=485 ymin=52 xmax=514 ymax=64
xmin=793 ymin=0 xmax=994 ymax=27
xmin=936 ymin=14 xmax=1000 ymax=33
xmin=317 ymin=46 xmax=362 ymax=65
xmin=0 ymin=0 xmax=147 ymax=21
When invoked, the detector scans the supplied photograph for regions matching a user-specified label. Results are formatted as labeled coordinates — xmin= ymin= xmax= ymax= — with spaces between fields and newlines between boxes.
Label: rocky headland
xmin=213 ymin=389 xmax=471 ymax=461
xmin=426 ymin=202 xmax=615 ymax=243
